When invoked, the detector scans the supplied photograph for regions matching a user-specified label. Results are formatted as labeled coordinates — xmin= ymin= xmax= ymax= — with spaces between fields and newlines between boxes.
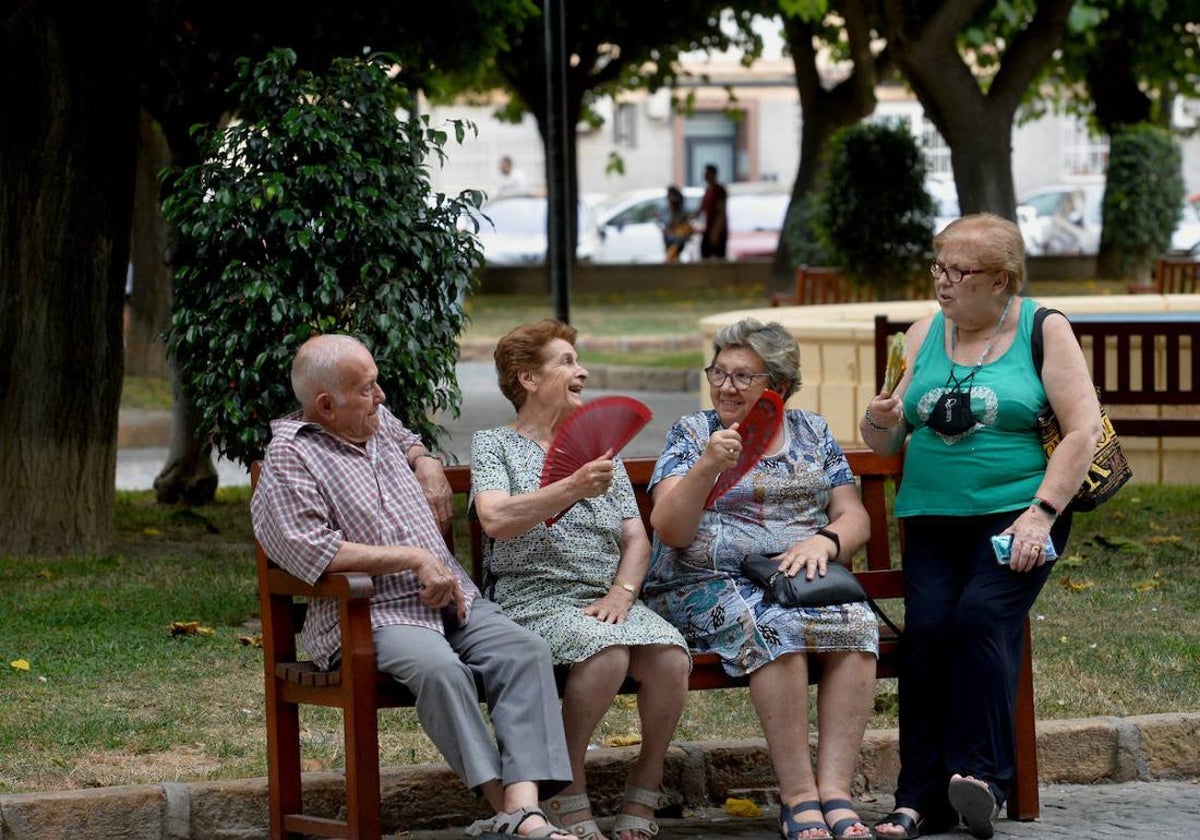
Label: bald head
xmin=291 ymin=334 xmax=371 ymax=411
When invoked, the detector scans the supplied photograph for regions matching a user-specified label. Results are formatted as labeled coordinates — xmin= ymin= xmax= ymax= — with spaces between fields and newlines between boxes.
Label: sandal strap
xmin=780 ymin=801 xmax=832 ymax=840
xmin=873 ymin=810 xmax=919 ymax=837
xmin=820 ymin=799 xmax=855 ymax=815
xmin=622 ymin=785 xmax=668 ymax=809
xmin=612 ymin=813 xmax=660 ymax=838
xmin=544 ymin=793 xmax=594 ymax=818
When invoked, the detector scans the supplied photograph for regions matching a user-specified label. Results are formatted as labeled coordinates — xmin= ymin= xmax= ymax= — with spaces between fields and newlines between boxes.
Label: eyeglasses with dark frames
xmin=930 ymin=260 xmax=991 ymax=285
xmin=704 ymin=366 xmax=773 ymax=391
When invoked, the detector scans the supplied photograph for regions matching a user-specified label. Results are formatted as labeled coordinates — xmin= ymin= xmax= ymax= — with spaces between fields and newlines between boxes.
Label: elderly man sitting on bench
xmin=252 ymin=334 xmax=573 ymax=839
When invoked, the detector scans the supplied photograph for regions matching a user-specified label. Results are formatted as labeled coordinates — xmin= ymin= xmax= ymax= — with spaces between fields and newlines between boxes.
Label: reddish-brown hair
xmin=494 ymin=319 xmax=578 ymax=410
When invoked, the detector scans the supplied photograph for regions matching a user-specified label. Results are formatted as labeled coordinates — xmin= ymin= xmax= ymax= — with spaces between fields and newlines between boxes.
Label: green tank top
xmin=896 ymin=298 xmax=1048 ymax=518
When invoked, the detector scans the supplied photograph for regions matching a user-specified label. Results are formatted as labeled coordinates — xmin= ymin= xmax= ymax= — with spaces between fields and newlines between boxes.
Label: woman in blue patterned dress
xmin=471 ymin=320 xmax=690 ymax=840
xmin=646 ymin=318 xmax=877 ymax=840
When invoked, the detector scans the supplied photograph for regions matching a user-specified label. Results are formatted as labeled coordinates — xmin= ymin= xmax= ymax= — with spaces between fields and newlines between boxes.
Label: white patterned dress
xmin=469 ymin=427 xmax=687 ymax=665
xmin=643 ymin=409 xmax=879 ymax=677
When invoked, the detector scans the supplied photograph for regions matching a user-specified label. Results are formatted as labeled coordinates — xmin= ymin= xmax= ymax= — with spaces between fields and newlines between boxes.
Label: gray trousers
xmin=373 ymin=599 xmax=571 ymax=799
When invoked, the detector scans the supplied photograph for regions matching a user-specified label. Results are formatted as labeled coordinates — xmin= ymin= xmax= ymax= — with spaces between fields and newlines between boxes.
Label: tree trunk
xmin=153 ymin=356 xmax=218 ymax=505
xmin=0 ymin=4 xmax=143 ymax=553
xmin=882 ymin=0 xmax=1074 ymax=232
xmin=126 ymin=109 xmax=172 ymax=378
xmin=772 ymin=2 xmax=889 ymax=286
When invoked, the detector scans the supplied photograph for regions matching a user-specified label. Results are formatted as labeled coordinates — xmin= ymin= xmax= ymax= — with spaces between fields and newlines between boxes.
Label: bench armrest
xmin=265 ymin=567 xmax=376 ymax=601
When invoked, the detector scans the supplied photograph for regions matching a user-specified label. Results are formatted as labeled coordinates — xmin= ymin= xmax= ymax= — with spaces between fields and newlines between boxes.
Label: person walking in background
xmin=496 ymin=154 xmax=529 ymax=197
xmin=698 ymin=164 xmax=728 ymax=259
xmin=252 ymin=334 xmax=574 ymax=840
xmin=661 ymin=185 xmax=694 ymax=262
xmin=471 ymin=320 xmax=691 ymax=840
xmin=646 ymin=318 xmax=877 ymax=840
xmin=860 ymin=214 xmax=1103 ymax=840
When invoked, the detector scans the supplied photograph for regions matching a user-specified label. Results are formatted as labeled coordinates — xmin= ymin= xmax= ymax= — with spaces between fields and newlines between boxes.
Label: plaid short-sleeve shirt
xmin=251 ymin=406 xmax=479 ymax=669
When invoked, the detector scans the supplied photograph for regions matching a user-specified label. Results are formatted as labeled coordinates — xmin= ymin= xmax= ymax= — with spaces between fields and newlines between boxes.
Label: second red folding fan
xmin=539 ymin=395 xmax=653 ymax=525
xmin=704 ymin=390 xmax=785 ymax=509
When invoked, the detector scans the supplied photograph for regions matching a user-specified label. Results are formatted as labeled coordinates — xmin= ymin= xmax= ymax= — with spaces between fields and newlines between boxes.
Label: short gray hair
xmin=291 ymin=334 xmax=368 ymax=409
xmin=711 ymin=318 xmax=801 ymax=400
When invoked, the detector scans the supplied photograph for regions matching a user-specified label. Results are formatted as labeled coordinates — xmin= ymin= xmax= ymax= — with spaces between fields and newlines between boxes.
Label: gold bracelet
xmin=614 ymin=579 xmax=639 ymax=596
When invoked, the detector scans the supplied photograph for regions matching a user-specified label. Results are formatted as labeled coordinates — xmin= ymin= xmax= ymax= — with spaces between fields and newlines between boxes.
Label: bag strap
xmin=866 ymin=596 xmax=904 ymax=639
xmin=1031 ymin=306 xmax=1065 ymax=376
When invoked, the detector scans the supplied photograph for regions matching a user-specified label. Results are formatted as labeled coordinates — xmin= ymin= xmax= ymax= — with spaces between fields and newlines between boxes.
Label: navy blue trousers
xmin=892 ymin=511 xmax=1071 ymax=823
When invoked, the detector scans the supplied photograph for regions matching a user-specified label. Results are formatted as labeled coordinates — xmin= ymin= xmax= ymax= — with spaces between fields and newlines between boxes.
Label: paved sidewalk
xmin=408 ymin=781 xmax=1200 ymax=840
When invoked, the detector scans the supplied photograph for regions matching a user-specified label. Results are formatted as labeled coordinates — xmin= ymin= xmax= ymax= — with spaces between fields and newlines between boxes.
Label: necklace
xmin=951 ymin=294 xmax=1014 ymax=368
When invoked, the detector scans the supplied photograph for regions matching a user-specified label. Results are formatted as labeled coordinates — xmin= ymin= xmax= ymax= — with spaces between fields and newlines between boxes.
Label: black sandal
xmin=872 ymin=811 xmax=922 ymax=840
xmin=779 ymin=799 xmax=833 ymax=840
xmin=820 ymin=799 xmax=873 ymax=839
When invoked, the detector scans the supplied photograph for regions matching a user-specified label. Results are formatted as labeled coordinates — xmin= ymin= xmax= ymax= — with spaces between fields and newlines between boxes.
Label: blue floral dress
xmin=470 ymin=427 xmax=687 ymax=666
xmin=643 ymin=409 xmax=879 ymax=677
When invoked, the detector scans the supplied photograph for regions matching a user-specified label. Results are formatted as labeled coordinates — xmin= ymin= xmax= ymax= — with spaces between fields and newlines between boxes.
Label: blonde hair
xmin=933 ymin=212 xmax=1026 ymax=292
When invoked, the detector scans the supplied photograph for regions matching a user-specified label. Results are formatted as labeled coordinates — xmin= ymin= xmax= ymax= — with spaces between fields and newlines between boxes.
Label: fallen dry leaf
xmin=9 ymin=659 xmax=31 ymax=672
xmin=724 ymin=798 xmax=763 ymax=818
xmin=143 ymin=527 xmax=161 ymax=536
xmin=612 ymin=696 xmax=638 ymax=711
xmin=1145 ymin=536 xmax=1182 ymax=546
xmin=237 ymin=634 xmax=263 ymax=648
xmin=168 ymin=621 xmax=214 ymax=637
xmin=1058 ymin=577 xmax=1095 ymax=593
xmin=604 ymin=733 xmax=643 ymax=747
xmin=1133 ymin=573 xmax=1164 ymax=593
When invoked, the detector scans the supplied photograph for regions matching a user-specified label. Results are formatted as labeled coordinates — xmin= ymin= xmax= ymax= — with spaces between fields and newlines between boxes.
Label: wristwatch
xmin=816 ymin=527 xmax=841 ymax=559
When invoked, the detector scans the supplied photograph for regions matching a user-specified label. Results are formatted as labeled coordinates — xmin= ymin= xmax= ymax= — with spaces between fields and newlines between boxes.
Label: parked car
xmin=722 ymin=189 xmax=790 ymax=260
xmin=1017 ymin=183 xmax=1104 ymax=256
xmin=926 ymin=178 xmax=960 ymax=233
xmin=465 ymin=195 xmax=602 ymax=265
xmin=1169 ymin=193 xmax=1200 ymax=255
xmin=589 ymin=187 xmax=704 ymax=263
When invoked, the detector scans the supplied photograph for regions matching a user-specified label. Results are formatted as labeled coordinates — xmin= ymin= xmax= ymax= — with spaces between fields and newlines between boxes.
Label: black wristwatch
xmin=816 ymin=527 xmax=841 ymax=559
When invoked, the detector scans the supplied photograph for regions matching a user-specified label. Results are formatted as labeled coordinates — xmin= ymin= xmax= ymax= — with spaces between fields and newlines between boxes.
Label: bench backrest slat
xmin=874 ymin=312 xmax=1200 ymax=437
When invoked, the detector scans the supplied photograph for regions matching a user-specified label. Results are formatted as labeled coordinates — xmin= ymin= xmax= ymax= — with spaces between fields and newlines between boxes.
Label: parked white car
xmin=590 ymin=187 xmax=704 ymax=263
xmin=1169 ymin=193 xmax=1200 ymax=255
xmin=465 ymin=195 xmax=603 ymax=266
xmin=1017 ymin=184 xmax=1104 ymax=256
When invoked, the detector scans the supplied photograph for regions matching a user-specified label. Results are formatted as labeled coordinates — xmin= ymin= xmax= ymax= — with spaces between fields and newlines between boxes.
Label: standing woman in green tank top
xmin=859 ymin=214 xmax=1103 ymax=840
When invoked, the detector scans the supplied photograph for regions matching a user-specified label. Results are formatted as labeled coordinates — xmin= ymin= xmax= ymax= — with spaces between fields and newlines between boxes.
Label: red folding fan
xmin=539 ymin=395 xmax=654 ymax=526
xmin=704 ymin=390 xmax=785 ymax=509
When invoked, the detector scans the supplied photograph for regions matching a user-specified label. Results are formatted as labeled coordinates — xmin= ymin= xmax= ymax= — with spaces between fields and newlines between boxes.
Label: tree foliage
xmin=163 ymin=49 xmax=483 ymax=467
xmin=1024 ymin=0 xmax=1200 ymax=136
xmin=817 ymin=121 xmax=934 ymax=298
xmin=1099 ymin=124 xmax=1185 ymax=281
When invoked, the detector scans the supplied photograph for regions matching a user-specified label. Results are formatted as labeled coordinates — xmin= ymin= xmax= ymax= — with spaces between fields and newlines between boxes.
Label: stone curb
xmin=3 ymin=714 xmax=1197 ymax=840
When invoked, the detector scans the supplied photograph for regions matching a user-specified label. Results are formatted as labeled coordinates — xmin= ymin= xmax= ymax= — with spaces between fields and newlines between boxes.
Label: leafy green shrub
xmin=780 ymin=193 xmax=832 ymax=269
xmin=163 ymin=49 xmax=483 ymax=467
xmin=816 ymin=121 xmax=935 ymax=299
xmin=1099 ymin=123 xmax=1184 ymax=280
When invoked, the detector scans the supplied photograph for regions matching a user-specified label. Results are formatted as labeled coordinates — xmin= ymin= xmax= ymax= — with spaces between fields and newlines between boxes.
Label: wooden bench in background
xmin=873 ymin=312 xmax=1200 ymax=438
xmin=254 ymin=448 xmax=1041 ymax=840
xmin=770 ymin=265 xmax=869 ymax=306
xmin=1127 ymin=257 xmax=1200 ymax=295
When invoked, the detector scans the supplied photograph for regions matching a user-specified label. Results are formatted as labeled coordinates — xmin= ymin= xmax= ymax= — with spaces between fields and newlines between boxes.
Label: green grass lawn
xmin=1 ymin=481 xmax=1196 ymax=794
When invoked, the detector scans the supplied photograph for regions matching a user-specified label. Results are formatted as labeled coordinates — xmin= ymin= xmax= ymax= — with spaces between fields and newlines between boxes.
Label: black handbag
xmin=740 ymin=552 xmax=902 ymax=637
xmin=741 ymin=552 xmax=867 ymax=607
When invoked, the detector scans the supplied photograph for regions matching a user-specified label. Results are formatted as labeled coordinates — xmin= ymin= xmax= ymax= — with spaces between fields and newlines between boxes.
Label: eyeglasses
xmin=704 ymin=366 xmax=772 ymax=391
xmin=930 ymin=260 xmax=991 ymax=284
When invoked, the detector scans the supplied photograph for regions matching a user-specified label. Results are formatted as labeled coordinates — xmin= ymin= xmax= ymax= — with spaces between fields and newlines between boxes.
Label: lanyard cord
xmin=944 ymin=294 xmax=1014 ymax=392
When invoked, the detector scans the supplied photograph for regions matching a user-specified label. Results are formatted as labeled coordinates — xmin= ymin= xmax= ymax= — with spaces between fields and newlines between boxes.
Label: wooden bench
xmin=873 ymin=312 xmax=1200 ymax=438
xmin=1127 ymin=257 xmax=1200 ymax=295
xmin=770 ymin=265 xmax=867 ymax=306
xmin=254 ymin=449 xmax=1039 ymax=840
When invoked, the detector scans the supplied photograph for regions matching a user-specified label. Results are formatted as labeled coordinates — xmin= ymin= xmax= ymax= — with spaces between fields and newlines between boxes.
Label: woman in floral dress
xmin=471 ymin=320 xmax=690 ymax=840
xmin=646 ymin=318 xmax=877 ymax=840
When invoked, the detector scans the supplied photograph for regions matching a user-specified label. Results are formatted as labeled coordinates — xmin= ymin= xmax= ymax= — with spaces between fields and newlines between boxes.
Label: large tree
xmin=880 ymin=0 xmax=1077 ymax=220
xmin=774 ymin=0 xmax=893 ymax=277
xmin=0 ymin=0 xmax=533 ymax=552
xmin=1 ymin=3 xmax=145 ymax=553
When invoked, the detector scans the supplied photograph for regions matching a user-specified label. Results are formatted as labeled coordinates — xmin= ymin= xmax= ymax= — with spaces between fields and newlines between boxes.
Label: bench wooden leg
xmin=1006 ymin=619 xmax=1040 ymax=821
xmin=265 ymin=689 xmax=303 ymax=840
xmin=343 ymin=692 xmax=383 ymax=840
